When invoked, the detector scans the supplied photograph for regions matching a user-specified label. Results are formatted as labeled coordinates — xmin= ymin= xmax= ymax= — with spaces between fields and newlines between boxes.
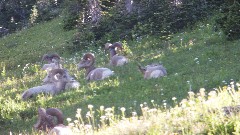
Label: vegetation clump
xmin=216 ymin=1 xmax=240 ymax=40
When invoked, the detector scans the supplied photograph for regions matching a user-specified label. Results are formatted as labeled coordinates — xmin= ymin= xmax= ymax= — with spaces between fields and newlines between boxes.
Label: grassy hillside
xmin=0 ymin=17 xmax=75 ymax=71
xmin=0 ymin=17 xmax=240 ymax=134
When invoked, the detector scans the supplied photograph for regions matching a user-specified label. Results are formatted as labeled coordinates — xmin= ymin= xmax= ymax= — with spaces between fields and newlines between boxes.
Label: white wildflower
xmin=194 ymin=58 xmax=198 ymax=61
xmin=88 ymin=104 xmax=93 ymax=109
xmin=67 ymin=118 xmax=72 ymax=122
xmin=100 ymin=106 xmax=104 ymax=111
xmin=120 ymin=107 xmax=126 ymax=112
xmin=105 ymin=108 xmax=112 ymax=112
xmin=76 ymin=113 xmax=81 ymax=118
xmin=132 ymin=112 xmax=137 ymax=117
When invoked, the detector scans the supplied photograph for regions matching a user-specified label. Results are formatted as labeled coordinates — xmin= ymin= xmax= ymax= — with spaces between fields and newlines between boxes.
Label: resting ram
xmin=105 ymin=42 xmax=128 ymax=66
xmin=21 ymin=69 xmax=79 ymax=100
xmin=78 ymin=53 xmax=114 ymax=81
xmin=34 ymin=107 xmax=72 ymax=135
xmin=138 ymin=63 xmax=167 ymax=79
xmin=41 ymin=53 xmax=62 ymax=72
xmin=41 ymin=53 xmax=80 ymax=89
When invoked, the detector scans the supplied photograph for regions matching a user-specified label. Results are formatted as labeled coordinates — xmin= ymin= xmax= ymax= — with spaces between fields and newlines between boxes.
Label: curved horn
xmin=46 ymin=108 xmax=64 ymax=125
xmin=49 ymin=69 xmax=66 ymax=76
xmin=41 ymin=53 xmax=60 ymax=64
xmin=112 ymin=42 xmax=123 ymax=50
xmin=83 ymin=53 xmax=95 ymax=67
xmin=50 ymin=53 xmax=61 ymax=60
xmin=41 ymin=54 xmax=51 ymax=63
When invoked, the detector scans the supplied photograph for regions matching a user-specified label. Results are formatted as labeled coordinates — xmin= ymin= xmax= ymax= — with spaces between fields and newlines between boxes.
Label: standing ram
xmin=78 ymin=53 xmax=114 ymax=81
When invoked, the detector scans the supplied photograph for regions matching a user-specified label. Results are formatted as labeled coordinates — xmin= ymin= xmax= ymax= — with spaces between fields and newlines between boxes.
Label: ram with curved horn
xmin=21 ymin=69 xmax=78 ymax=100
xmin=105 ymin=42 xmax=128 ymax=66
xmin=41 ymin=53 xmax=61 ymax=64
xmin=41 ymin=53 xmax=62 ymax=72
xmin=42 ymin=69 xmax=80 ymax=90
xmin=78 ymin=53 xmax=114 ymax=81
xmin=138 ymin=62 xmax=167 ymax=79
xmin=34 ymin=107 xmax=72 ymax=135
xmin=41 ymin=53 xmax=80 ymax=89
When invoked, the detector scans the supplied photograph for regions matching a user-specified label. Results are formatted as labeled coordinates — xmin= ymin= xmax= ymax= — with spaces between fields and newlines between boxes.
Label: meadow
xmin=0 ymin=17 xmax=240 ymax=134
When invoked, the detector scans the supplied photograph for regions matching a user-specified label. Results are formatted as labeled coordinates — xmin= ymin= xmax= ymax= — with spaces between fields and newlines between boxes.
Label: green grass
xmin=0 ymin=17 xmax=240 ymax=134
xmin=0 ymin=17 xmax=75 ymax=71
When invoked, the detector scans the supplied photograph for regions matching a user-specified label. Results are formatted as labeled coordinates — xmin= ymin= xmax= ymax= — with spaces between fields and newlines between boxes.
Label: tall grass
xmin=0 ymin=17 xmax=240 ymax=134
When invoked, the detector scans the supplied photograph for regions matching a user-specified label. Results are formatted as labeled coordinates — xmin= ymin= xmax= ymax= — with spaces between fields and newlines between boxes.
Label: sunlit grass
xmin=0 ymin=17 xmax=240 ymax=134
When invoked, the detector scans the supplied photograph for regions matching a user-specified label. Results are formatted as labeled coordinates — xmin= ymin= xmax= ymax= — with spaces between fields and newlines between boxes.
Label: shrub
xmin=215 ymin=1 xmax=240 ymax=40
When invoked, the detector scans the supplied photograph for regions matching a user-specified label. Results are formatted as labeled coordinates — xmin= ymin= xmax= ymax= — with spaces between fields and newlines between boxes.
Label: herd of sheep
xmin=21 ymin=42 xmax=167 ymax=134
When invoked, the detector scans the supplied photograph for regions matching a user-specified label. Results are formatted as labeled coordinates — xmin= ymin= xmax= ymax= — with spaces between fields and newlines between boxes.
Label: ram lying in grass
xmin=78 ymin=53 xmax=114 ymax=81
xmin=34 ymin=107 xmax=72 ymax=135
xmin=41 ymin=53 xmax=62 ymax=72
xmin=138 ymin=63 xmax=167 ymax=79
xmin=21 ymin=69 xmax=79 ymax=100
xmin=105 ymin=42 xmax=128 ymax=66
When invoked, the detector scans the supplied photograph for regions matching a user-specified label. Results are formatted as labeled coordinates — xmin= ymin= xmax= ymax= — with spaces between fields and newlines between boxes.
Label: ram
xmin=34 ymin=107 xmax=72 ymax=135
xmin=21 ymin=69 xmax=79 ymax=100
xmin=138 ymin=63 xmax=167 ymax=79
xmin=78 ymin=53 xmax=114 ymax=81
xmin=41 ymin=53 xmax=62 ymax=72
xmin=105 ymin=42 xmax=128 ymax=66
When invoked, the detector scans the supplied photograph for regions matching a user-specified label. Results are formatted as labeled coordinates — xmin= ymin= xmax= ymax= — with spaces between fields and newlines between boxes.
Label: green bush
xmin=215 ymin=1 xmax=240 ymax=40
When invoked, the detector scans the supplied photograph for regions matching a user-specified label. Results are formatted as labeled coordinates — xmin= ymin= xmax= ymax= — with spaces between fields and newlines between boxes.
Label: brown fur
xmin=42 ymin=53 xmax=60 ymax=63
xmin=34 ymin=108 xmax=64 ymax=131
xmin=78 ymin=53 xmax=114 ymax=81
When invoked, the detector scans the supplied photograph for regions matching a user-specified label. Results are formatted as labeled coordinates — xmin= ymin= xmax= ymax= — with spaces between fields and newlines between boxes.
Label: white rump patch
xmin=117 ymin=58 xmax=128 ymax=66
xmin=101 ymin=69 xmax=114 ymax=79
xmin=150 ymin=70 xmax=164 ymax=79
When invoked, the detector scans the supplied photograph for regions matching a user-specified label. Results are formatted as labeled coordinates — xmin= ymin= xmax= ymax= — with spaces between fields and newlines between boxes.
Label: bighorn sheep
xmin=78 ymin=53 xmax=114 ymax=81
xmin=41 ymin=53 xmax=62 ymax=72
xmin=105 ymin=42 xmax=128 ymax=66
xmin=21 ymin=69 xmax=78 ymax=100
xmin=41 ymin=53 xmax=80 ymax=89
xmin=34 ymin=107 xmax=72 ymax=135
xmin=138 ymin=63 xmax=167 ymax=79
xmin=42 ymin=69 xmax=80 ymax=90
